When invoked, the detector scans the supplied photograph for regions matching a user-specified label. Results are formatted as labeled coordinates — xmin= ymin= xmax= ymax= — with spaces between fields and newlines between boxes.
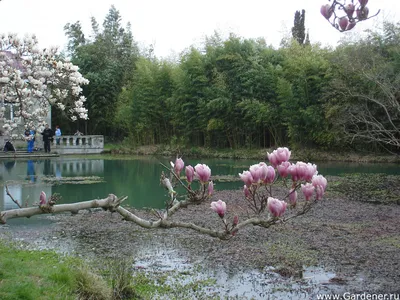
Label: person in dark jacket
xmin=41 ymin=124 xmax=54 ymax=153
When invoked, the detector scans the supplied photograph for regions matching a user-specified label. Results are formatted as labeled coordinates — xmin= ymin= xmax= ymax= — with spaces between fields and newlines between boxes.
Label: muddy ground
xmin=1 ymin=174 xmax=400 ymax=298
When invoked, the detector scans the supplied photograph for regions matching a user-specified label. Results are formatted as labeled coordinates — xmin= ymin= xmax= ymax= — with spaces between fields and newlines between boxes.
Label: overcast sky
xmin=0 ymin=0 xmax=399 ymax=57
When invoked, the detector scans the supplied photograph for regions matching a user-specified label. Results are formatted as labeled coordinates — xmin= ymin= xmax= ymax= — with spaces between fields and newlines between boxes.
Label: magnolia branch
xmin=0 ymin=194 xmax=127 ymax=224
xmin=0 ymin=191 xmax=317 ymax=240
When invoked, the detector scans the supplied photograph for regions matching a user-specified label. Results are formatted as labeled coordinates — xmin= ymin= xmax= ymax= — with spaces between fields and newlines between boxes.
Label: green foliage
xmin=63 ymin=5 xmax=139 ymax=138
xmin=64 ymin=9 xmax=399 ymax=153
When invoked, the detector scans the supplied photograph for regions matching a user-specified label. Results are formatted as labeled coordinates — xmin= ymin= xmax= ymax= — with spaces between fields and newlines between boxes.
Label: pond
xmin=1 ymin=155 xmax=399 ymax=213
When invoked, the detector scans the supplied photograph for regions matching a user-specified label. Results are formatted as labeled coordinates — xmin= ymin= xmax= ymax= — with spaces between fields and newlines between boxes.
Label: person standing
xmin=41 ymin=124 xmax=54 ymax=153
xmin=25 ymin=127 xmax=35 ymax=153
xmin=55 ymin=125 xmax=61 ymax=145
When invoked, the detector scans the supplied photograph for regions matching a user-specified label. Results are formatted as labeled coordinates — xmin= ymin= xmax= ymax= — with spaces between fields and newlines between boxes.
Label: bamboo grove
xmin=61 ymin=6 xmax=400 ymax=153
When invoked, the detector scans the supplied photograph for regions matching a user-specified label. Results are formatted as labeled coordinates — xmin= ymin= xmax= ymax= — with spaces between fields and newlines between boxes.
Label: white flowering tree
xmin=0 ymin=33 xmax=89 ymax=137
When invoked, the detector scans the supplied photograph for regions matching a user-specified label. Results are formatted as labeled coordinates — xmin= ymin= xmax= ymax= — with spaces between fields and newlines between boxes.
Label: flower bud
xmin=174 ymin=158 xmax=184 ymax=175
xmin=358 ymin=0 xmax=368 ymax=7
xmin=243 ymin=185 xmax=250 ymax=198
xmin=233 ymin=215 xmax=239 ymax=226
xmin=356 ymin=6 xmax=369 ymax=20
xmin=208 ymin=181 xmax=214 ymax=196
xmin=339 ymin=17 xmax=349 ymax=31
xmin=185 ymin=165 xmax=194 ymax=183
xmin=345 ymin=4 xmax=355 ymax=18
xmin=39 ymin=191 xmax=47 ymax=205
xmin=320 ymin=4 xmax=333 ymax=19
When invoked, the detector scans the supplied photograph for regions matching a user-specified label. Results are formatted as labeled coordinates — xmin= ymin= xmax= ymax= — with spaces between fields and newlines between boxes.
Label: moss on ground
xmin=330 ymin=173 xmax=400 ymax=204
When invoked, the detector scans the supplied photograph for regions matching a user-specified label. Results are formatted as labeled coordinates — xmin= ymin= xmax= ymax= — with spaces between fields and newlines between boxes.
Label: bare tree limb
xmin=5 ymin=184 xmax=22 ymax=209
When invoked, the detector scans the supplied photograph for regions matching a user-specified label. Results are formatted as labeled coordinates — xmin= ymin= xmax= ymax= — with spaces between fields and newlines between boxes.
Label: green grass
xmin=0 ymin=242 xmax=219 ymax=299
xmin=0 ymin=243 xmax=79 ymax=300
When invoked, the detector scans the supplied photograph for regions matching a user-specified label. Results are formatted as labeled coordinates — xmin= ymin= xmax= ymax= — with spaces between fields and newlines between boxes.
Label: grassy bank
xmin=0 ymin=242 xmax=117 ymax=300
xmin=0 ymin=242 xmax=79 ymax=299
xmin=0 ymin=241 xmax=219 ymax=299
xmin=104 ymin=143 xmax=400 ymax=163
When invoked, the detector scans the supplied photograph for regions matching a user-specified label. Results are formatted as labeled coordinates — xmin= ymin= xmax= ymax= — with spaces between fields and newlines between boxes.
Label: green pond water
xmin=1 ymin=155 xmax=399 ymax=214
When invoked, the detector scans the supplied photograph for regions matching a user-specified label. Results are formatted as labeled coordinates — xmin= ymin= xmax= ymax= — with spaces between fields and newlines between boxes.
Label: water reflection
xmin=3 ymin=160 xmax=16 ymax=174
xmin=1 ymin=156 xmax=399 ymax=214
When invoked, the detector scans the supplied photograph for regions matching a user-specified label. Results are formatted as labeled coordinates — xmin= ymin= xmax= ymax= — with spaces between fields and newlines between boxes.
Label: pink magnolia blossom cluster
xmin=237 ymin=147 xmax=328 ymax=218
xmin=0 ymin=33 xmax=89 ymax=136
xmin=165 ymin=148 xmax=326 ymax=236
xmin=170 ymin=157 xmax=213 ymax=195
xmin=320 ymin=0 xmax=378 ymax=32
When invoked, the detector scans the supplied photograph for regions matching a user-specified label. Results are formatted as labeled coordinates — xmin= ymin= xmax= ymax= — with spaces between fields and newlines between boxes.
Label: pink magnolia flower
xmin=194 ymin=164 xmax=211 ymax=183
xmin=312 ymin=175 xmax=328 ymax=192
xmin=185 ymin=165 xmax=194 ymax=183
xmin=267 ymin=197 xmax=287 ymax=218
xmin=174 ymin=158 xmax=184 ymax=175
xmin=288 ymin=162 xmax=304 ymax=182
xmin=39 ymin=191 xmax=47 ymax=205
xmin=239 ymin=170 xmax=253 ymax=187
xmin=288 ymin=162 xmax=317 ymax=182
xmin=320 ymin=4 xmax=333 ymax=19
xmin=347 ymin=20 xmax=357 ymax=31
xmin=267 ymin=152 xmax=279 ymax=168
xmin=210 ymin=200 xmax=227 ymax=218
xmin=301 ymin=183 xmax=315 ymax=201
xmin=275 ymin=147 xmax=291 ymax=164
xmin=258 ymin=162 xmax=269 ymax=182
xmin=315 ymin=185 xmax=325 ymax=200
xmin=264 ymin=165 xmax=276 ymax=184
xmin=288 ymin=188 xmax=297 ymax=205
xmin=304 ymin=163 xmax=318 ymax=182
xmin=250 ymin=163 xmax=268 ymax=183
xmin=208 ymin=181 xmax=214 ymax=196
xmin=277 ymin=161 xmax=291 ymax=178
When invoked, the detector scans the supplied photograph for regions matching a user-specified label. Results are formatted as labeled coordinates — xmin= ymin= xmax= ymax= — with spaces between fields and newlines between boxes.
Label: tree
xmin=326 ymin=22 xmax=400 ymax=151
xmin=64 ymin=5 xmax=138 ymax=136
xmin=0 ymin=33 xmax=88 ymax=137
xmin=1 ymin=147 xmax=328 ymax=241
xmin=291 ymin=9 xmax=306 ymax=45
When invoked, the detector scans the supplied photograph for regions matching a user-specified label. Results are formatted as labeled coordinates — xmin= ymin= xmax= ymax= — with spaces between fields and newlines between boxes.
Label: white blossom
xmin=0 ymin=33 xmax=89 ymax=133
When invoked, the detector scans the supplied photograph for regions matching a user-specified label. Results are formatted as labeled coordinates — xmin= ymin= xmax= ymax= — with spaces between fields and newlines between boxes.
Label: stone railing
xmin=1 ymin=135 xmax=104 ymax=154
xmin=52 ymin=135 xmax=104 ymax=154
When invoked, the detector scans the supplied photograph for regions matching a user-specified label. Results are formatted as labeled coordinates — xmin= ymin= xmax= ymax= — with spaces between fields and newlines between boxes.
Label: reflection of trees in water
xmin=56 ymin=160 xmax=104 ymax=177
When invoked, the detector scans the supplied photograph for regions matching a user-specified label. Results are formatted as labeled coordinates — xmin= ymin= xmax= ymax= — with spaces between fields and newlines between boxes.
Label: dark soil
xmin=1 ymin=175 xmax=400 ymax=297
